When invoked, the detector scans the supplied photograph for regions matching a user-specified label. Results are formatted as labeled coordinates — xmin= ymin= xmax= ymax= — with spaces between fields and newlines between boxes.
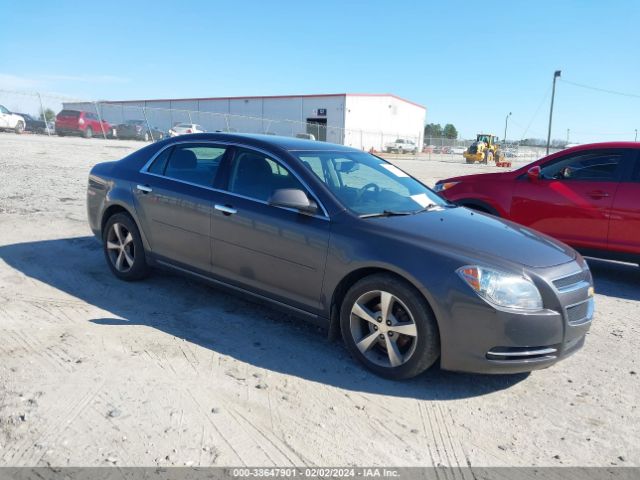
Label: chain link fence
xmin=0 ymin=89 xmax=560 ymax=163
xmin=0 ymin=89 xmax=425 ymax=151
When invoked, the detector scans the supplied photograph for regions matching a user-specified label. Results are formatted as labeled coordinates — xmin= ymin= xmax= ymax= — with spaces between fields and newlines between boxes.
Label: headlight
xmin=457 ymin=265 xmax=543 ymax=311
xmin=434 ymin=181 xmax=459 ymax=192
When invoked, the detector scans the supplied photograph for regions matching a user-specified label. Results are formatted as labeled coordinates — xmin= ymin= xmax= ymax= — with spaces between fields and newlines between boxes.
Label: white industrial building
xmin=63 ymin=93 xmax=426 ymax=150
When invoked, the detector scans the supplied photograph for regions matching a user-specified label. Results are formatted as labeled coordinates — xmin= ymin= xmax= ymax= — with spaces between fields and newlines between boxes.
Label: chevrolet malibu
xmin=87 ymin=133 xmax=594 ymax=379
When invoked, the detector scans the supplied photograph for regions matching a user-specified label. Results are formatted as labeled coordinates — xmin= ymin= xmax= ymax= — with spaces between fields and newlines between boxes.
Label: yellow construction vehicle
xmin=463 ymin=133 xmax=506 ymax=165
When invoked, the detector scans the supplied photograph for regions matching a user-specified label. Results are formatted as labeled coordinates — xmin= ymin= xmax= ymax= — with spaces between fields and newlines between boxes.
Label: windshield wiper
xmin=359 ymin=210 xmax=413 ymax=219
xmin=412 ymin=203 xmax=457 ymax=214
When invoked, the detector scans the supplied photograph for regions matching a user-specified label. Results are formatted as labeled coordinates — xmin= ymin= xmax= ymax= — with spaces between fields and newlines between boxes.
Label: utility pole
xmin=635 ymin=129 xmax=638 ymax=142
xmin=546 ymin=70 xmax=561 ymax=155
xmin=567 ymin=128 xmax=570 ymax=144
xmin=504 ymin=112 xmax=512 ymax=145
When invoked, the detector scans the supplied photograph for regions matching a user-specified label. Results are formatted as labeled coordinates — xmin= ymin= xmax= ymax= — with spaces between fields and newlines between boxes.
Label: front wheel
xmin=15 ymin=121 xmax=24 ymax=134
xmin=340 ymin=274 xmax=440 ymax=379
xmin=103 ymin=213 xmax=149 ymax=281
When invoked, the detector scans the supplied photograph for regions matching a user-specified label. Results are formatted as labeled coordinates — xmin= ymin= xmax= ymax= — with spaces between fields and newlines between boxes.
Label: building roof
xmin=94 ymin=93 xmax=426 ymax=110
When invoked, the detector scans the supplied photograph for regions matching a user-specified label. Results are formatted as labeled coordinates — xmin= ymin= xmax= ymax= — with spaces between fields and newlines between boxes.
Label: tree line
xmin=424 ymin=123 xmax=458 ymax=139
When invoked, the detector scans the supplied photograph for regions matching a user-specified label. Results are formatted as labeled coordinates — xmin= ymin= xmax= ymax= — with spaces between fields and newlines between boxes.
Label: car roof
xmin=168 ymin=132 xmax=364 ymax=153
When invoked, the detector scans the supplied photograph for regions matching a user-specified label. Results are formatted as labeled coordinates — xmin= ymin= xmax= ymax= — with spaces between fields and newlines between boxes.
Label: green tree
xmin=423 ymin=123 xmax=442 ymax=138
xmin=443 ymin=124 xmax=458 ymax=139
xmin=39 ymin=108 xmax=55 ymax=122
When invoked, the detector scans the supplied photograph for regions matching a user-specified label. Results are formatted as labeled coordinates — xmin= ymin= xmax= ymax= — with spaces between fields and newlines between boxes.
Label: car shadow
xmin=585 ymin=257 xmax=640 ymax=301
xmin=0 ymin=236 xmax=533 ymax=400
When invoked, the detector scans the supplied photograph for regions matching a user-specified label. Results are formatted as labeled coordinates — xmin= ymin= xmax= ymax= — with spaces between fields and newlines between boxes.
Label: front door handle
xmin=587 ymin=190 xmax=609 ymax=199
xmin=136 ymin=184 xmax=152 ymax=194
xmin=215 ymin=204 xmax=237 ymax=215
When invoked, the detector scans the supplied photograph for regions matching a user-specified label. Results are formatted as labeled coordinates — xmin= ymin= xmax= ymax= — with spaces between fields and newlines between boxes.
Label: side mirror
xmin=268 ymin=188 xmax=317 ymax=214
xmin=527 ymin=166 xmax=541 ymax=182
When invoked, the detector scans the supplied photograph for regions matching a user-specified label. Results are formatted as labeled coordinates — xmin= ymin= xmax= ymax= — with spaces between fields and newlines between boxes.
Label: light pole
xmin=567 ymin=128 xmax=570 ymax=144
xmin=546 ymin=70 xmax=561 ymax=155
xmin=635 ymin=129 xmax=638 ymax=142
xmin=504 ymin=112 xmax=512 ymax=145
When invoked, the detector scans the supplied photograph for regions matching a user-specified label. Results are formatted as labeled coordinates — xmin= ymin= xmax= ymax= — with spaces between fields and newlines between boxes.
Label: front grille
xmin=566 ymin=298 xmax=594 ymax=325
xmin=553 ymin=270 xmax=588 ymax=291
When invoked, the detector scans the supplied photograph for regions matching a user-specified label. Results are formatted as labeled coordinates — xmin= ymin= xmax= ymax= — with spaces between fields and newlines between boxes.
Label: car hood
xmin=369 ymin=207 xmax=576 ymax=268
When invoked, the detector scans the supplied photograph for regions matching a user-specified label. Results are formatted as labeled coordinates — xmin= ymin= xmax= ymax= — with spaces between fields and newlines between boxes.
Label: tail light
xmin=78 ymin=117 xmax=85 ymax=125
xmin=186 ymin=129 xmax=192 ymax=133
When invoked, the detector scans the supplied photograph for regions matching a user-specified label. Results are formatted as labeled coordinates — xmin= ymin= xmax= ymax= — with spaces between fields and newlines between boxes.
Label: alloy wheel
xmin=349 ymin=290 xmax=418 ymax=368
xmin=106 ymin=222 xmax=135 ymax=272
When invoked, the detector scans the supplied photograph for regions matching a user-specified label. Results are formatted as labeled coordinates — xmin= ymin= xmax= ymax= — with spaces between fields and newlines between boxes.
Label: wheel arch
xmin=327 ymin=266 xmax=440 ymax=342
xmin=455 ymin=198 xmax=502 ymax=217
xmin=100 ymin=203 xmax=151 ymax=251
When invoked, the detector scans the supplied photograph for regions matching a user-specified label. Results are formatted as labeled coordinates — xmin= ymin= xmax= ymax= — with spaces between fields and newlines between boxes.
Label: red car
xmin=56 ymin=109 xmax=111 ymax=138
xmin=435 ymin=142 xmax=640 ymax=263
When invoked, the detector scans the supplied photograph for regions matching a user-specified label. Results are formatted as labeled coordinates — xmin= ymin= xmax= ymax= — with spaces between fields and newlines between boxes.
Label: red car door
xmin=607 ymin=150 xmax=640 ymax=258
xmin=509 ymin=149 xmax=627 ymax=251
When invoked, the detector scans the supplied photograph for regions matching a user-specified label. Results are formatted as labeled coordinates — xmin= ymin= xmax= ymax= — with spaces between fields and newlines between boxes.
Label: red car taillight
xmin=186 ymin=129 xmax=192 ymax=133
xmin=78 ymin=117 xmax=85 ymax=125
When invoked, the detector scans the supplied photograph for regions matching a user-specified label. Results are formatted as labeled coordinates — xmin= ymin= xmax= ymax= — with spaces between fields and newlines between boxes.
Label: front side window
xmin=540 ymin=151 xmax=624 ymax=181
xmin=228 ymin=149 xmax=304 ymax=202
xmin=147 ymin=144 xmax=226 ymax=187
xmin=0 ymin=105 xmax=9 ymax=114
xmin=295 ymin=151 xmax=446 ymax=216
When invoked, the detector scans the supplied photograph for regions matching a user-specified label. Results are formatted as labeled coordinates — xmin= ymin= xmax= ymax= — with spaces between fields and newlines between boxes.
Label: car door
xmin=510 ymin=149 xmax=627 ymax=250
xmin=209 ymin=147 xmax=330 ymax=312
xmin=607 ymin=149 xmax=640 ymax=257
xmin=0 ymin=105 xmax=9 ymax=128
xmin=133 ymin=143 xmax=230 ymax=273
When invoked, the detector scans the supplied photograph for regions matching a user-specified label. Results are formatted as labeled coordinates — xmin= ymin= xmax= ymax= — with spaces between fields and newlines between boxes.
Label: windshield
xmin=294 ymin=151 xmax=446 ymax=216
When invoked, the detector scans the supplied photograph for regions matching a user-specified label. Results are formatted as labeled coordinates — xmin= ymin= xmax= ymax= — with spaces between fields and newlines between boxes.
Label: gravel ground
xmin=0 ymin=133 xmax=638 ymax=468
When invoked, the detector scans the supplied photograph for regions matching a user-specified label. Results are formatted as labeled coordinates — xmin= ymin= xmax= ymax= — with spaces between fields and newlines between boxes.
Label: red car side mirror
xmin=527 ymin=166 xmax=541 ymax=182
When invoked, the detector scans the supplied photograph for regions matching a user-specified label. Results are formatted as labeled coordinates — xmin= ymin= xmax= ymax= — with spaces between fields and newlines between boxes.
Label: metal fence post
xmin=142 ymin=106 xmax=154 ymax=142
xmin=37 ymin=92 xmax=51 ymax=136
xmin=94 ymin=102 xmax=107 ymax=140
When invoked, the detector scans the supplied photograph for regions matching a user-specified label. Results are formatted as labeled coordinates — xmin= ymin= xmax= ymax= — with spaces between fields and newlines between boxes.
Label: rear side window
xmin=540 ymin=151 xmax=625 ymax=182
xmin=152 ymin=144 xmax=226 ymax=187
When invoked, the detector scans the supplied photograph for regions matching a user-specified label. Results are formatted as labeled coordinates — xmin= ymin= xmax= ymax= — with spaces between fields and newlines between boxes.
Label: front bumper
xmin=438 ymin=261 xmax=594 ymax=374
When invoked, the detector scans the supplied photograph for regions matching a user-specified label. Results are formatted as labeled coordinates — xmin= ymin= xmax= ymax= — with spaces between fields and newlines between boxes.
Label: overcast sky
xmin=1 ymin=0 xmax=639 ymax=143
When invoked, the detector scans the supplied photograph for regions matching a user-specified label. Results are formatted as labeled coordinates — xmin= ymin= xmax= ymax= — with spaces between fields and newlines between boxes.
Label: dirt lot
xmin=0 ymin=134 xmax=638 ymax=468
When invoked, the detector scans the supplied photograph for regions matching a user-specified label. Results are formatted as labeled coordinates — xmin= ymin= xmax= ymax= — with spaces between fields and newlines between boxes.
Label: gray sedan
xmin=87 ymin=133 xmax=594 ymax=379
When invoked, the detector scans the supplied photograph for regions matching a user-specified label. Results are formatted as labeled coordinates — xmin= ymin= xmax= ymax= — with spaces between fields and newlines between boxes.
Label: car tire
xmin=102 ymin=213 xmax=149 ymax=281
xmin=84 ymin=127 xmax=93 ymax=139
xmin=14 ymin=121 xmax=24 ymax=134
xmin=340 ymin=273 xmax=440 ymax=379
xmin=143 ymin=132 xmax=150 ymax=142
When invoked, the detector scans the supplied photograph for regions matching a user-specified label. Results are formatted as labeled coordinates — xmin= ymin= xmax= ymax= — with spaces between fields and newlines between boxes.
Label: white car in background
xmin=450 ymin=146 xmax=466 ymax=155
xmin=0 ymin=104 xmax=26 ymax=134
xmin=168 ymin=123 xmax=205 ymax=137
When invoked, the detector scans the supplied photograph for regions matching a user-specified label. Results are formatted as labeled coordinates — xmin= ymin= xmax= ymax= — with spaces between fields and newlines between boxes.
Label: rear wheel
xmin=84 ymin=127 xmax=93 ymax=139
xmin=103 ymin=213 xmax=149 ymax=281
xmin=340 ymin=274 xmax=440 ymax=379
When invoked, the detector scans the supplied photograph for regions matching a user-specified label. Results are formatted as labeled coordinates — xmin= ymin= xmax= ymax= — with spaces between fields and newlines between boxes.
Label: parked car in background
xmin=384 ymin=138 xmax=418 ymax=154
xmin=0 ymin=105 xmax=25 ymax=134
xmin=55 ymin=110 xmax=111 ymax=138
xmin=115 ymin=120 xmax=164 ymax=141
xmin=15 ymin=113 xmax=49 ymax=134
xmin=435 ymin=142 xmax=640 ymax=264
xmin=168 ymin=123 xmax=205 ymax=137
xmin=450 ymin=146 xmax=466 ymax=155
xmin=87 ymin=133 xmax=593 ymax=379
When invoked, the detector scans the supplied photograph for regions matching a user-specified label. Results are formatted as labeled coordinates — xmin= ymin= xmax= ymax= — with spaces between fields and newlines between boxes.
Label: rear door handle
xmin=136 ymin=184 xmax=152 ymax=194
xmin=587 ymin=190 xmax=609 ymax=199
xmin=215 ymin=204 xmax=237 ymax=215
